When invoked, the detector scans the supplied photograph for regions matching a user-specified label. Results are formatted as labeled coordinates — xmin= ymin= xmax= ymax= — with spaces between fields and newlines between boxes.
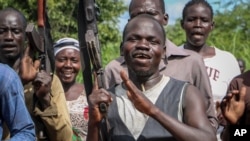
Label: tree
xmin=0 ymin=0 xmax=126 ymax=65
xmin=209 ymin=0 xmax=250 ymax=70
xmin=0 ymin=0 xmax=127 ymax=82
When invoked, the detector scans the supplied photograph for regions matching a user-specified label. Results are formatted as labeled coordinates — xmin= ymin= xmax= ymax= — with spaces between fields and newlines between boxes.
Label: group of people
xmin=0 ymin=0 xmax=249 ymax=141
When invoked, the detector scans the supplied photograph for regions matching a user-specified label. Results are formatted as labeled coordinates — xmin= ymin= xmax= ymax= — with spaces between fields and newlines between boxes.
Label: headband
xmin=53 ymin=37 xmax=79 ymax=56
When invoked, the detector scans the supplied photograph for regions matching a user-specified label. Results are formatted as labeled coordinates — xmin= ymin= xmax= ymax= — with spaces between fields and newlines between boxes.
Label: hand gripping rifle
xmin=78 ymin=1 xmax=113 ymax=139
xmin=78 ymin=0 xmax=107 ymax=113
xmin=25 ymin=0 xmax=54 ymax=74
xmin=25 ymin=0 xmax=54 ymax=139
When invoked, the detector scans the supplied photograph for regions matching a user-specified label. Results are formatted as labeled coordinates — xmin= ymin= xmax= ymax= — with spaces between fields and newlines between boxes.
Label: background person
xmin=180 ymin=0 xmax=240 ymax=103
xmin=180 ymin=0 xmax=241 ymax=140
xmin=54 ymin=37 xmax=88 ymax=141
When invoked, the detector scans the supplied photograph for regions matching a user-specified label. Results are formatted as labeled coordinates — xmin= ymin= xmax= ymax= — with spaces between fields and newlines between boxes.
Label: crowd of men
xmin=0 ymin=0 xmax=249 ymax=141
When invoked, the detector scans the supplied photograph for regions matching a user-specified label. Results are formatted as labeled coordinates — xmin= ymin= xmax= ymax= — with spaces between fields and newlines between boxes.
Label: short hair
xmin=129 ymin=0 xmax=165 ymax=14
xmin=0 ymin=7 xmax=27 ymax=29
xmin=122 ymin=14 xmax=166 ymax=43
xmin=182 ymin=0 xmax=213 ymax=19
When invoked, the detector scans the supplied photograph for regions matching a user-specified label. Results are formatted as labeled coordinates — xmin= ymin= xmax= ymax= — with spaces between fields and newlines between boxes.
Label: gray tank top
xmin=103 ymin=78 xmax=188 ymax=141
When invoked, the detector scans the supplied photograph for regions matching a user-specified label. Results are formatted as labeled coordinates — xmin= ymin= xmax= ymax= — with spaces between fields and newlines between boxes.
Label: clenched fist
xmin=33 ymin=70 xmax=52 ymax=110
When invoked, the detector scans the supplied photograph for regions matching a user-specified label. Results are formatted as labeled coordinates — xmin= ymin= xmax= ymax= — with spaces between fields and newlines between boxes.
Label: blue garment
xmin=0 ymin=63 xmax=35 ymax=141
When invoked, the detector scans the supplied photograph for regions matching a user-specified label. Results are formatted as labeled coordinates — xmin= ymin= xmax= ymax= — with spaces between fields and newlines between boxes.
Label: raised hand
xmin=120 ymin=70 xmax=156 ymax=116
xmin=19 ymin=45 xmax=40 ymax=84
xmin=33 ymin=70 xmax=52 ymax=110
xmin=88 ymin=73 xmax=112 ymax=122
xmin=220 ymin=87 xmax=246 ymax=125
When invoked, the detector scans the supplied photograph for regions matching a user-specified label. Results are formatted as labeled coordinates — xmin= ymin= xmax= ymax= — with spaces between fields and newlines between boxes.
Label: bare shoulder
xmin=183 ymin=84 xmax=205 ymax=107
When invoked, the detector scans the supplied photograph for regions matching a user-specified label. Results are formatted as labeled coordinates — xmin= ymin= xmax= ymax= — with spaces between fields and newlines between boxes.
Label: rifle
xmin=25 ymin=1 xmax=54 ymax=139
xmin=78 ymin=0 xmax=107 ymax=113
xmin=25 ymin=0 xmax=54 ymax=74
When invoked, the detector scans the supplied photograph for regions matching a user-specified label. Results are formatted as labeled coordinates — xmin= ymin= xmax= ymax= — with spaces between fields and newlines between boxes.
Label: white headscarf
xmin=53 ymin=37 xmax=79 ymax=56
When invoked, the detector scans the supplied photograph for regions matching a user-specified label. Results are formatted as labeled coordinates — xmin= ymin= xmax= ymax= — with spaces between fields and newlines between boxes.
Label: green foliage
xmin=166 ymin=19 xmax=185 ymax=46
xmin=208 ymin=1 xmax=250 ymax=70
xmin=167 ymin=0 xmax=250 ymax=70
xmin=0 ymin=0 xmax=127 ymax=83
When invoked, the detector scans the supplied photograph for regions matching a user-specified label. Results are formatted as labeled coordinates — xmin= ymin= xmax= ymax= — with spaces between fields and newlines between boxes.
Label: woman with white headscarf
xmin=54 ymin=37 xmax=88 ymax=141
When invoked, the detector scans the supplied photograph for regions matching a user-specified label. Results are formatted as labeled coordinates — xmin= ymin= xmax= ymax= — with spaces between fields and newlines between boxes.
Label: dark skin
xmin=33 ymin=70 xmax=52 ymax=110
xmin=126 ymin=0 xmax=168 ymax=58
xmin=220 ymin=87 xmax=246 ymax=125
xmin=181 ymin=4 xmax=215 ymax=58
xmin=129 ymin=0 xmax=168 ymax=26
xmin=20 ymin=45 xmax=40 ymax=84
xmin=128 ymin=0 xmax=217 ymax=128
xmin=220 ymin=87 xmax=246 ymax=141
xmin=123 ymin=14 xmax=165 ymax=89
xmin=87 ymin=16 xmax=216 ymax=141
xmin=0 ymin=9 xmax=51 ymax=109
xmin=0 ymin=10 xmax=25 ymax=68
xmin=55 ymin=48 xmax=84 ymax=101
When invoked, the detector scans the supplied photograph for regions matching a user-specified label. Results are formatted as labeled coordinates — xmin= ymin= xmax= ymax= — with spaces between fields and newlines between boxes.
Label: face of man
xmin=181 ymin=4 xmax=214 ymax=47
xmin=122 ymin=16 xmax=165 ymax=77
xmin=0 ymin=11 xmax=25 ymax=64
xmin=129 ymin=0 xmax=168 ymax=25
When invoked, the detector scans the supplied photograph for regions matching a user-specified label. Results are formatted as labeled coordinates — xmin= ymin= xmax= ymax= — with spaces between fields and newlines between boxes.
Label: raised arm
xmin=121 ymin=71 xmax=216 ymax=141
xmin=220 ymin=87 xmax=246 ymax=125
xmin=32 ymin=74 xmax=73 ymax=140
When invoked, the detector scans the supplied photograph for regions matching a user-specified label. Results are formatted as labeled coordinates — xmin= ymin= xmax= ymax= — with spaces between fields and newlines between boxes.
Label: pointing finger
xmin=120 ymin=69 xmax=129 ymax=82
xmin=24 ymin=44 xmax=31 ymax=56
xmin=120 ymin=70 xmax=138 ymax=98
xmin=215 ymin=101 xmax=221 ymax=110
xmin=239 ymin=86 xmax=246 ymax=102
xmin=120 ymin=70 xmax=133 ymax=92
xmin=34 ymin=60 xmax=41 ymax=70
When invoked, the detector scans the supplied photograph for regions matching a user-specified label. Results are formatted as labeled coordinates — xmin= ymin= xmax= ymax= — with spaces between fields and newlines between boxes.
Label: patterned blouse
xmin=66 ymin=91 xmax=88 ymax=141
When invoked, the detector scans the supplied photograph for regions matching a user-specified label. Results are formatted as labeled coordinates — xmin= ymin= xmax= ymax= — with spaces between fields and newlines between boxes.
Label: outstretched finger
xmin=120 ymin=70 xmax=129 ymax=83
xmin=120 ymin=70 xmax=133 ymax=92
xmin=215 ymin=101 xmax=221 ymax=111
xmin=24 ymin=44 xmax=31 ymax=57
xmin=34 ymin=60 xmax=41 ymax=70
xmin=120 ymin=70 xmax=138 ymax=98
xmin=220 ymin=98 xmax=226 ymax=111
xmin=239 ymin=86 xmax=246 ymax=102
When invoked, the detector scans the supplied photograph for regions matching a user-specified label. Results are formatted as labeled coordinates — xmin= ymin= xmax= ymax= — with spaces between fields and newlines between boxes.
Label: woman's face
xmin=55 ymin=48 xmax=81 ymax=84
